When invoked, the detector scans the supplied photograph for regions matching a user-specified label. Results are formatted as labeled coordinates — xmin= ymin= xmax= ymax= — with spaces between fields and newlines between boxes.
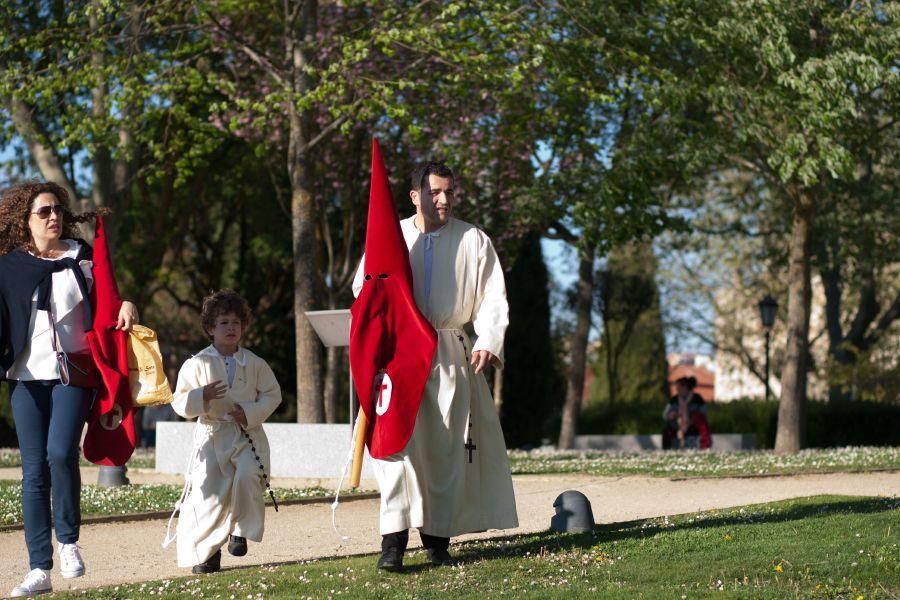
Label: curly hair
xmin=0 ymin=181 xmax=109 ymax=255
xmin=200 ymin=289 xmax=252 ymax=338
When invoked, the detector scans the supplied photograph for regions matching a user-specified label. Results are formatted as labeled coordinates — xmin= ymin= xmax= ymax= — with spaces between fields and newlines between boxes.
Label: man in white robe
xmin=352 ymin=161 xmax=518 ymax=570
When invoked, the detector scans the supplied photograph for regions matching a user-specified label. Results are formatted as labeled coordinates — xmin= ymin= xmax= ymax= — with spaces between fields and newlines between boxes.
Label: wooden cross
xmin=465 ymin=421 xmax=476 ymax=463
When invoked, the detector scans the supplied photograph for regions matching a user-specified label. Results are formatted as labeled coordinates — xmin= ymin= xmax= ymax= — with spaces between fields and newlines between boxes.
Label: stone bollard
xmin=550 ymin=490 xmax=595 ymax=533
xmin=97 ymin=465 xmax=130 ymax=487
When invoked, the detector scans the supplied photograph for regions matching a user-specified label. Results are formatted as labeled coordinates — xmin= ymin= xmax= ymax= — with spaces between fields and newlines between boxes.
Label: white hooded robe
xmin=353 ymin=216 xmax=518 ymax=537
xmin=171 ymin=346 xmax=281 ymax=567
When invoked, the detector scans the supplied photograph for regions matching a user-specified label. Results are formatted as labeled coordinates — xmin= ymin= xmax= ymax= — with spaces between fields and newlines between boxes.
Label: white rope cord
xmin=161 ymin=422 xmax=200 ymax=549
xmin=330 ymin=412 xmax=363 ymax=544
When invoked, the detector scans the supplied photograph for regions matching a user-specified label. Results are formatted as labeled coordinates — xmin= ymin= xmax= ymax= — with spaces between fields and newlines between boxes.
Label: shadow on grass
xmin=173 ymin=496 xmax=897 ymax=578
xmin=448 ymin=495 xmax=898 ymax=566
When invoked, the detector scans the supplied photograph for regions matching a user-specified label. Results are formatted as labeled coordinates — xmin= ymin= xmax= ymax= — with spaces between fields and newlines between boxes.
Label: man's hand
xmin=229 ymin=405 xmax=248 ymax=427
xmin=115 ymin=301 xmax=140 ymax=331
xmin=202 ymin=380 xmax=228 ymax=411
xmin=470 ymin=350 xmax=499 ymax=374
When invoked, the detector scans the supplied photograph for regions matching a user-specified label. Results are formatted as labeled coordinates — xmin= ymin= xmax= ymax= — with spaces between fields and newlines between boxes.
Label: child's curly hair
xmin=200 ymin=289 xmax=251 ymax=338
xmin=0 ymin=181 xmax=110 ymax=255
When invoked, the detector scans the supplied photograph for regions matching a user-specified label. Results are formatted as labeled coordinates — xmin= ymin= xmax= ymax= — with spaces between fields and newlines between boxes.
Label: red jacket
xmin=82 ymin=216 xmax=136 ymax=466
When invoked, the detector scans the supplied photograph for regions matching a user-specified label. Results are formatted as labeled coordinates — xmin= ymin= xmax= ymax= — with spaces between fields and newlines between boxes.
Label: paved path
xmin=0 ymin=470 xmax=897 ymax=596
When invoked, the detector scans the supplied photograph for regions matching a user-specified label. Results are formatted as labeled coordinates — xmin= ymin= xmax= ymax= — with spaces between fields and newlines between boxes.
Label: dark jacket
xmin=0 ymin=240 xmax=93 ymax=375
xmin=666 ymin=392 xmax=706 ymax=412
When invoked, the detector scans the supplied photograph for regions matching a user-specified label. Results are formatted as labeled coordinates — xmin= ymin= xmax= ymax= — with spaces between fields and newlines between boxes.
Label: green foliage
xmin=633 ymin=0 xmax=900 ymax=410
xmin=826 ymin=335 xmax=900 ymax=403
xmin=109 ymin=136 xmax=298 ymax=420
xmin=2 ymin=0 xmax=896 ymax=433
xmin=591 ymin=243 xmax=669 ymax=406
xmin=0 ymin=0 xmax=222 ymax=185
xmin=580 ymin=399 xmax=900 ymax=449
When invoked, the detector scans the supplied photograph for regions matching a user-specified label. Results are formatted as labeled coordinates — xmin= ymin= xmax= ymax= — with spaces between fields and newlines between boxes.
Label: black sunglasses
xmin=31 ymin=205 xmax=64 ymax=219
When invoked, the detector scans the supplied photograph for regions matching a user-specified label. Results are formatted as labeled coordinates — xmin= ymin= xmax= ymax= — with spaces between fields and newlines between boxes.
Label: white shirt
xmin=6 ymin=240 xmax=94 ymax=381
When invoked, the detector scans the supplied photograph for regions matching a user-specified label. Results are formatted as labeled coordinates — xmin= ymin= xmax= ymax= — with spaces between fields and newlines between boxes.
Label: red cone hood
xmin=349 ymin=139 xmax=437 ymax=458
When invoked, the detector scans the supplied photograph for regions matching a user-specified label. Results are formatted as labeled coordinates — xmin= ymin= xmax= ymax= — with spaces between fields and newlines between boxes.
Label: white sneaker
xmin=58 ymin=542 xmax=85 ymax=578
xmin=9 ymin=568 xmax=52 ymax=597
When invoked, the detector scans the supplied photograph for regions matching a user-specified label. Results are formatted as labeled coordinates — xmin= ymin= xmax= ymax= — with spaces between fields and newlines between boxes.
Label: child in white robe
xmin=169 ymin=289 xmax=282 ymax=573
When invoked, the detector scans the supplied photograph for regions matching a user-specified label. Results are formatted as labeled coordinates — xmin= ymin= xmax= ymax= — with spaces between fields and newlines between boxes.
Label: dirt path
xmin=0 ymin=471 xmax=897 ymax=596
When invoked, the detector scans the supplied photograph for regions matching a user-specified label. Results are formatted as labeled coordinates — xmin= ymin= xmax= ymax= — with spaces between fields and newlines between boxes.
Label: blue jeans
xmin=10 ymin=380 xmax=93 ymax=570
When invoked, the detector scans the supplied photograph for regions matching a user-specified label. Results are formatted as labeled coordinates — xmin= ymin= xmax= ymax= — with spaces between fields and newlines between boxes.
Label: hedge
xmin=579 ymin=398 xmax=900 ymax=449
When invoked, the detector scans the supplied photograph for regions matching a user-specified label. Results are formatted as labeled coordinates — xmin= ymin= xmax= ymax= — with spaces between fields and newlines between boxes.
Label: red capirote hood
xmin=349 ymin=139 xmax=437 ymax=458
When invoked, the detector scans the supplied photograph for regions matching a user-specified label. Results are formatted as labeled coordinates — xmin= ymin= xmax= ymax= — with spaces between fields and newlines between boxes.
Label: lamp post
xmin=758 ymin=295 xmax=778 ymax=401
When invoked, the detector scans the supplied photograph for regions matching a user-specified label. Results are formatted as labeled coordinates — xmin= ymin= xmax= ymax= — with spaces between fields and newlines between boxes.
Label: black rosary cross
xmin=465 ymin=421 xmax=476 ymax=463
xmin=243 ymin=429 xmax=279 ymax=512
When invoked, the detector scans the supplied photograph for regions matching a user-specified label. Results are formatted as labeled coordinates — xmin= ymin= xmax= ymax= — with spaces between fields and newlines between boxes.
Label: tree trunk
xmin=90 ymin=3 xmax=111 ymax=214
xmin=603 ymin=321 xmax=615 ymax=406
xmin=324 ymin=345 xmax=343 ymax=423
xmin=8 ymin=97 xmax=77 ymax=202
xmin=289 ymin=134 xmax=323 ymax=423
xmin=288 ymin=0 xmax=323 ymax=423
xmin=89 ymin=0 xmax=138 ymax=245
xmin=820 ymin=262 xmax=885 ymax=403
xmin=774 ymin=188 xmax=816 ymax=454
xmin=557 ymin=247 xmax=594 ymax=449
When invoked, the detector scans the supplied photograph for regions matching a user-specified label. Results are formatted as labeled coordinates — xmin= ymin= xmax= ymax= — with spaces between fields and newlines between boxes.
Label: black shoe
xmin=377 ymin=547 xmax=403 ymax=572
xmin=191 ymin=550 xmax=221 ymax=574
xmin=227 ymin=535 xmax=247 ymax=557
xmin=426 ymin=547 xmax=453 ymax=566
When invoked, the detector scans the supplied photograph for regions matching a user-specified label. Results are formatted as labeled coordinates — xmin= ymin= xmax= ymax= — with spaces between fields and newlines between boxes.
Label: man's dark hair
xmin=410 ymin=161 xmax=454 ymax=192
xmin=201 ymin=288 xmax=251 ymax=338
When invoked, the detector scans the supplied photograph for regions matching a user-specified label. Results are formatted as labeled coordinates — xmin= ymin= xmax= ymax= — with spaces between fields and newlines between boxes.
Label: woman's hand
xmin=116 ymin=301 xmax=140 ymax=331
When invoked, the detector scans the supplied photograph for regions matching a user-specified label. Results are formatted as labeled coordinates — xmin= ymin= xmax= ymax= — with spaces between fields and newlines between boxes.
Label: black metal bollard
xmin=550 ymin=490 xmax=595 ymax=533
xmin=97 ymin=465 xmax=130 ymax=487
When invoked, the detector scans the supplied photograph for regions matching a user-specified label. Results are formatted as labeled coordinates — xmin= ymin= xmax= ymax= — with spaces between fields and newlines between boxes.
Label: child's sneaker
xmin=227 ymin=535 xmax=248 ymax=557
xmin=58 ymin=543 xmax=85 ymax=578
xmin=9 ymin=568 xmax=52 ymax=597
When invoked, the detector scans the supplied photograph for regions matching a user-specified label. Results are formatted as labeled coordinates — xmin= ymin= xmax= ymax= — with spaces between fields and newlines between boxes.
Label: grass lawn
xmin=0 ymin=448 xmax=156 ymax=469
xmin=0 ymin=481 xmax=337 ymax=526
xmin=56 ymin=495 xmax=899 ymax=599
xmin=509 ymin=446 xmax=900 ymax=478
xmin=2 ymin=446 xmax=898 ymax=478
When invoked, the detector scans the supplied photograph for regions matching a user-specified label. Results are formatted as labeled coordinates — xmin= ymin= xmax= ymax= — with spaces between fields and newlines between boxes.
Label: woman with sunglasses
xmin=0 ymin=181 xmax=139 ymax=597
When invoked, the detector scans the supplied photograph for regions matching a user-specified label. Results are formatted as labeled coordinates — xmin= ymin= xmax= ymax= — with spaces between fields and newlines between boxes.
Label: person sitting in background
xmin=662 ymin=376 xmax=711 ymax=449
